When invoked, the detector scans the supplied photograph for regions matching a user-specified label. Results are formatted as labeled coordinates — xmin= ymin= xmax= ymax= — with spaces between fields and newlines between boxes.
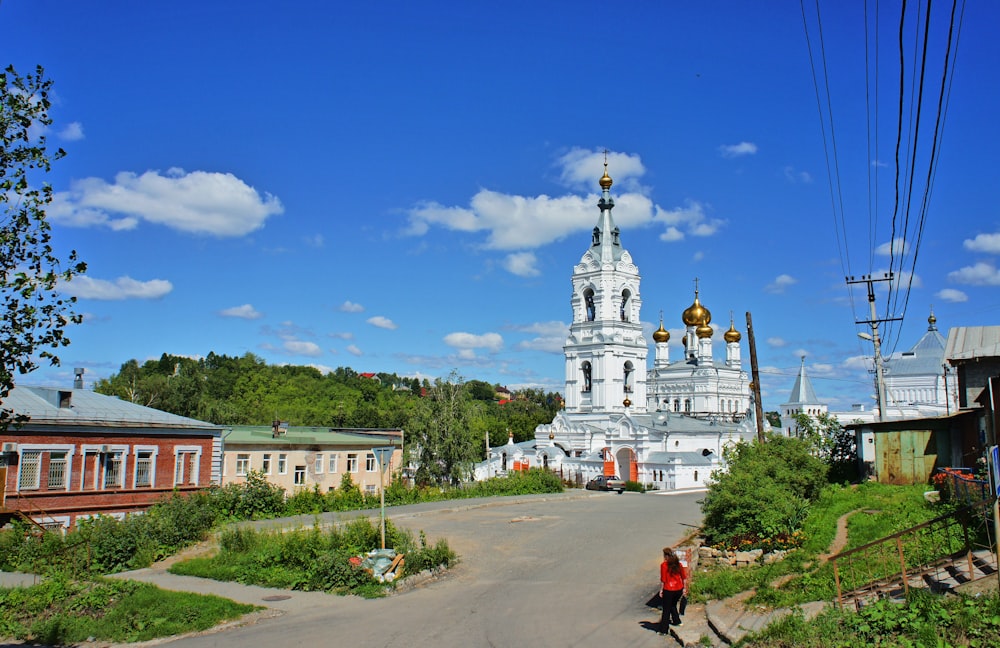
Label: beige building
xmin=221 ymin=425 xmax=402 ymax=494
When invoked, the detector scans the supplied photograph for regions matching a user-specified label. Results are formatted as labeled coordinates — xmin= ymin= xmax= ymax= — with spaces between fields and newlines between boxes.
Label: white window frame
xmin=366 ymin=454 xmax=376 ymax=472
xmin=277 ymin=453 xmax=288 ymax=475
xmin=293 ymin=465 xmax=306 ymax=486
xmin=261 ymin=453 xmax=272 ymax=475
xmin=235 ymin=453 xmax=251 ymax=477
xmin=347 ymin=453 xmax=358 ymax=473
xmin=173 ymin=445 xmax=202 ymax=487
xmin=16 ymin=444 xmax=75 ymax=492
xmin=132 ymin=445 xmax=158 ymax=488
xmin=327 ymin=453 xmax=337 ymax=473
xmin=17 ymin=450 xmax=42 ymax=490
xmin=102 ymin=450 xmax=127 ymax=489
xmin=314 ymin=453 xmax=324 ymax=474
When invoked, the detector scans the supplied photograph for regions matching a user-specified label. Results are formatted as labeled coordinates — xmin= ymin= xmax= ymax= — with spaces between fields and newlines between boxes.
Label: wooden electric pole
xmin=746 ymin=311 xmax=766 ymax=442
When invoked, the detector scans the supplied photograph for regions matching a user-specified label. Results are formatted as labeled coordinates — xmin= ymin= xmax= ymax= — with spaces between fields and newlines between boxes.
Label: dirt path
xmin=768 ymin=508 xmax=865 ymax=588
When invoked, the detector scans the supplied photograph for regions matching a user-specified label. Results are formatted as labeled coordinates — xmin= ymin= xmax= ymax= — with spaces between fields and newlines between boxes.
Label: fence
xmin=830 ymin=497 xmax=997 ymax=609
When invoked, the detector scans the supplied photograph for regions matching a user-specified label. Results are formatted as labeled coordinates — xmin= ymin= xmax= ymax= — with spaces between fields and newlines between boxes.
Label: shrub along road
xmin=118 ymin=490 xmax=704 ymax=648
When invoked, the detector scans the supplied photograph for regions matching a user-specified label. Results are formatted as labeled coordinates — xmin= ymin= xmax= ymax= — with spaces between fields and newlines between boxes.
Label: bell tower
xmin=562 ymin=160 xmax=648 ymax=414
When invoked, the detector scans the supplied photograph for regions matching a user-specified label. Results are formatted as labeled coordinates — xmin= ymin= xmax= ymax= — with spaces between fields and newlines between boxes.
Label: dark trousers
xmin=661 ymin=588 xmax=683 ymax=629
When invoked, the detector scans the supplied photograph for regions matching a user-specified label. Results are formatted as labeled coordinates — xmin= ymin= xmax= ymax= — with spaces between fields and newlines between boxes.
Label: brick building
xmin=0 ymin=385 xmax=222 ymax=530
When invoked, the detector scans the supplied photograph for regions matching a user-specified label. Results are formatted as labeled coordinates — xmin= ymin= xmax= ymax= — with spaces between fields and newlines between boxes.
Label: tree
xmin=700 ymin=434 xmax=828 ymax=548
xmin=411 ymin=371 xmax=479 ymax=486
xmin=1 ymin=65 xmax=86 ymax=428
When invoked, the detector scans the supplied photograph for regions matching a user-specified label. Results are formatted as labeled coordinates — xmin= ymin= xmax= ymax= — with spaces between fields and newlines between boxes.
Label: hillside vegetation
xmin=94 ymin=352 xmax=561 ymax=446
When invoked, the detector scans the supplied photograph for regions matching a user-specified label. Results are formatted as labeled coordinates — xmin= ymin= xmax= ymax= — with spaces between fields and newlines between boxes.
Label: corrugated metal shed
xmin=944 ymin=326 xmax=1000 ymax=361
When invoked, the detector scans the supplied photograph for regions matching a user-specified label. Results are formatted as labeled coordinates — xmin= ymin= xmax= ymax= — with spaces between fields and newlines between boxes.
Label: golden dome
xmin=652 ymin=320 xmax=670 ymax=343
xmin=724 ymin=322 xmax=742 ymax=343
xmin=623 ymin=398 xmax=632 ymax=408
xmin=600 ymin=168 xmax=613 ymax=189
xmin=696 ymin=323 xmax=714 ymax=339
xmin=682 ymin=292 xmax=712 ymax=327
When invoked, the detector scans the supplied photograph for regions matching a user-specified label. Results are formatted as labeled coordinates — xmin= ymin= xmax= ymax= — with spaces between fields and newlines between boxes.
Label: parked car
xmin=585 ymin=475 xmax=625 ymax=494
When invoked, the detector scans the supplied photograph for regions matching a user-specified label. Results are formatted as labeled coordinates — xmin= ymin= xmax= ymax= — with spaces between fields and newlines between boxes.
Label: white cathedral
xmin=474 ymin=164 xmax=758 ymax=491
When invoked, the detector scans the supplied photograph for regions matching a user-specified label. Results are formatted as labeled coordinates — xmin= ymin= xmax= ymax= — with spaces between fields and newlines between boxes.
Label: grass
xmin=691 ymin=482 xmax=949 ymax=607
xmin=0 ymin=575 xmax=257 ymax=644
xmin=169 ymin=517 xmax=456 ymax=598
xmin=737 ymin=588 xmax=1000 ymax=647
xmin=690 ymin=481 xmax=1000 ymax=646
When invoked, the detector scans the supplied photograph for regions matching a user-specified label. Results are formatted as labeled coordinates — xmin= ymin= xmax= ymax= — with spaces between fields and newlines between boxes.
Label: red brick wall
xmin=2 ymin=430 xmax=216 ymax=528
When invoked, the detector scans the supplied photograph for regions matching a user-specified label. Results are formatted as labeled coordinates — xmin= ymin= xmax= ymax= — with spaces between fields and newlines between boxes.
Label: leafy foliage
xmin=0 ymin=65 xmax=86 ymax=429
xmin=701 ymin=434 xmax=828 ymax=549
xmin=792 ymin=411 xmax=858 ymax=483
xmin=171 ymin=517 xmax=455 ymax=598
xmin=0 ymin=575 xmax=255 ymax=643
xmin=210 ymin=469 xmax=287 ymax=521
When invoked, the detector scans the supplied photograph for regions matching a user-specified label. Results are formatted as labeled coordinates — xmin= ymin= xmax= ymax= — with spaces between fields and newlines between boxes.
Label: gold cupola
xmin=600 ymin=159 xmax=613 ymax=189
xmin=682 ymin=288 xmax=712 ymax=328
xmin=724 ymin=321 xmax=742 ymax=343
xmin=652 ymin=318 xmax=670 ymax=343
xmin=696 ymin=322 xmax=714 ymax=339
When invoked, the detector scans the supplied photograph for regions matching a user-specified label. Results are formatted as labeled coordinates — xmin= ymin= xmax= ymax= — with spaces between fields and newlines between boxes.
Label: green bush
xmin=170 ymin=517 xmax=454 ymax=598
xmin=701 ymin=435 xmax=827 ymax=549
xmin=209 ymin=470 xmax=286 ymax=520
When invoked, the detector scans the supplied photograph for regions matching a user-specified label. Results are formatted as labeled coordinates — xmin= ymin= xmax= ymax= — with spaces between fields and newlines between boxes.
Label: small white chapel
xmin=474 ymin=163 xmax=758 ymax=491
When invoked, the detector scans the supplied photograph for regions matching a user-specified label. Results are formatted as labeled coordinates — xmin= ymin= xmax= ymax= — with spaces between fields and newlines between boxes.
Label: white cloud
xmin=765 ymin=274 xmax=797 ymax=294
xmin=555 ymin=147 xmax=646 ymax=190
xmin=404 ymin=149 xmax=724 ymax=251
xmin=219 ymin=304 xmax=263 ymax=319
xmin=304 ymin=234 xmax=324 ymax=248
xmin=49 ymin=168 xmax=283 ymax=236
xmin=654 ymin=200 xmax=725 ymax=241
xmin=692 ymin=251 xmax=704 ymax=262
xmin=339 ymin=301 xmax=365 ymax=313
xmin=767 ymin=337 xmax=786 ymax=347
xmin=876 ymin=238 xmax=910 ymax=256
xmin=283 ymin=340 xmax=322 ymax=357
xmin=58 ymin=121 xmax=84 ymax=141
xmin=842 ymin=355 xmax=873 ymax=371
xmin=346 ymin=344 xmax=363 ymax=357
xmin=936 ymin=288 xmax=968 ymax=303
xmin=948 ymin=262 xmax=1000 ymax=286
xmin=62 ymin=275 xmax=172 ymax=300
xmin=367 ymin=316 xmax=398 ymax=330
xmin=719 ymin=142 xmax=758 ymax=158
xmin=328 ymin=331 xmax=354 ymax=340
xmin=305 ymin=363 xmax=335 ymax=375
xmin=444 ymin=331 xmax=504 ymax=352
xmin=963 ymin=233 xmax=1000 ymax=254
xmin=783 ymin=166 xmax=813 ymax=183
xmin=512 ymin=321 xmax=567 ymax=354
xmin=503 ymin=252 xmax=540 ymax=277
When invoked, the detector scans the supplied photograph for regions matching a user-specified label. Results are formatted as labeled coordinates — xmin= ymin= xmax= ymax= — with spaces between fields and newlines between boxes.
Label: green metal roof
xmin=224 ymin=425 xmax=401 ymax=447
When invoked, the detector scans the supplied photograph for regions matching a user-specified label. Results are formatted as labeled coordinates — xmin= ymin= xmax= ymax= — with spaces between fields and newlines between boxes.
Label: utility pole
xmin=745 ymin=311 xmax=765 ymax=442
xmin=846 ymin=273 xmax=900 ymax=421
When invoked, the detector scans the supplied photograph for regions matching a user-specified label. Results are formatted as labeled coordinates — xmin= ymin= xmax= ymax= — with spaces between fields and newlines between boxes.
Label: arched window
xmin=623 ymin=361 xmax=634 ymax=393
xmin=673 ymin=399 xmax=680 ymax=412
xmin=620 ymin=289 xmax=631 ymax=322
xmin=582 ymin=362 xmax=592 ymax=392
xmin=584 ymin=288 xmax=596 ymax=322
xmin=502 ymin=452 xmax=508 ymax=471
xmin=684 ymin=399 xmax=691 ymax=413
xmin=694 ymin=470 xmax=699 ymax=481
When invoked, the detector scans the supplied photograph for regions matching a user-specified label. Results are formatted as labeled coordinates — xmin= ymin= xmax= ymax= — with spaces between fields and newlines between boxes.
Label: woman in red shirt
xmin=659 ymin=546 xmax=687 ymax=631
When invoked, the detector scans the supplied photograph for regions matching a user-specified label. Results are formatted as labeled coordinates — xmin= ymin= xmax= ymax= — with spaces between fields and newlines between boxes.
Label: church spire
xmin=591 ymin=151 xmax=623 ymax=263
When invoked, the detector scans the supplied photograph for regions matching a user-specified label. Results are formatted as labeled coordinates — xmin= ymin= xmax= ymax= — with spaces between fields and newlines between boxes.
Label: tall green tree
xmin=411 ymin=371 xmax=479 ymax=486
xmin=1 ymin=65 xmax=86 ymax=428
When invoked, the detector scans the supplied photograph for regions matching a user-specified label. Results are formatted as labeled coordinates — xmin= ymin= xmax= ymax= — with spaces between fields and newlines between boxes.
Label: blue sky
xmin=5 ymin=1 xmax=999 ymax=413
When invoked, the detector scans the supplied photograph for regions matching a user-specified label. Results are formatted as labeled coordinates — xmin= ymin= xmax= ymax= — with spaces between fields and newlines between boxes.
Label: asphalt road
xmin=137 ymin=490 xmax=705 ymax=648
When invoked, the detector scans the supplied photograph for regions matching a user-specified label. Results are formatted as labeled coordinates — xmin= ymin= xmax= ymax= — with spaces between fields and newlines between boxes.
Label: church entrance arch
xmin=613 ymin=447 xmax=638 ymax=482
